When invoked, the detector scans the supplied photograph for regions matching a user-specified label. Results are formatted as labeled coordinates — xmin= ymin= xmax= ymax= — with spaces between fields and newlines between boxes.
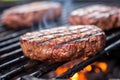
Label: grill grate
xmin=0 ymin=1 xmax=120 ymax=80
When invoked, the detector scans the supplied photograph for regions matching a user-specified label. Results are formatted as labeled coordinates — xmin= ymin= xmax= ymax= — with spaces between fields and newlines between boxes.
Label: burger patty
xmin=1 ymin=1 xmax=61 ymax=29
xmin=20 ymin=25 xmax=106 ymax=62
xmin=69 ymin=5 xmax=120 ymax=30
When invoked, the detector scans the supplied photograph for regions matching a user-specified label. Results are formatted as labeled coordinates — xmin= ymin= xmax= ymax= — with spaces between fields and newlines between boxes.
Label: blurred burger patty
xmin=69 ymin=5 xmax=120 ymax=30
xmin=1 ymin=1 xmax=61 ymax=29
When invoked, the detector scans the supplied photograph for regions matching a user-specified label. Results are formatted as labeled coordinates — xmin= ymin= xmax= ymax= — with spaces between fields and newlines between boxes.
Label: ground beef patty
xmin=1 ymin=1 xmax=61 ymax=29
xmin=20 ymin=25 xmax=106 ymax=62
xmin=69 ymin=5 xmax=120 ymax=30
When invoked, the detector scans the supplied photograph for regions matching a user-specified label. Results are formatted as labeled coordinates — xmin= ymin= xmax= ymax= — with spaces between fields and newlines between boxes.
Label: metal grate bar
xmin=31 ymin=62 xmax=66 ymax=78
xmin=0 ymin=42 xmax=20 ymax=55
xmin=0 ymin=29 xmax=29 ymax=42
xmin=0 ymin=60 xmax=39 ymax=80
xmin=0 ymin=37 xmax=19 ymax=48
xmin=0 ymin=49 xmax=22 ymax=65
xmin=0 ymin=31 xmax=15 ymax=38
xmin=0 ymin=56 xmax=27 ymax=70
xmin=106 ymin=32 xmax=120 ymax=46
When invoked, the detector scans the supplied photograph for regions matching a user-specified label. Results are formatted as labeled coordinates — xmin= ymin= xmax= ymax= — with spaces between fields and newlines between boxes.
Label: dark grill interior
xmin=0 ymin=1 xmax=120 ymax=80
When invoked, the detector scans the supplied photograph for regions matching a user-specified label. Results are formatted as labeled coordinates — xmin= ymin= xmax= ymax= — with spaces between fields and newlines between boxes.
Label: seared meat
xmin=2 ymin=1 xmax=61 ymax=29
xmin=69 ymin=5 xmax=120 ymax=30
xmin=20 ymin=25 xmax=106 ymax=62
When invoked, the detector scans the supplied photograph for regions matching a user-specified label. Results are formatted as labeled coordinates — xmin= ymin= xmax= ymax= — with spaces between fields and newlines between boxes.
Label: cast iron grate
xmin=0 ymin=1 xmax=120 ymax=80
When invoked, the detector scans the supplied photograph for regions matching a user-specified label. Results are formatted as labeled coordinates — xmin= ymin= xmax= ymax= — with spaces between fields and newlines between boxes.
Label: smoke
xmin=32 ymin=0 xmax=73 ymax=31
xmin=60 ymin=0 xmax=73 ymax=25
xmin=39 ymin=8 xmax=57 ymax=30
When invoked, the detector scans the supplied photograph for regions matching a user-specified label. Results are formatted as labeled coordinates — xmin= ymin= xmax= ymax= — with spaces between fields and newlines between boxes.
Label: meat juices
xmin=20 ymin=25 xmax=106 ymax=62
xmin=2 ymin=1 xmax=61 ymax=29
xmin=69 ymin=5 xmax=120 ymax=30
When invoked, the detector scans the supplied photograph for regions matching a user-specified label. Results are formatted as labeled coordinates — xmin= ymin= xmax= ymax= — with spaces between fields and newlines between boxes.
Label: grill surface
xmin=0 ymin=1 xmax=120 ymax=80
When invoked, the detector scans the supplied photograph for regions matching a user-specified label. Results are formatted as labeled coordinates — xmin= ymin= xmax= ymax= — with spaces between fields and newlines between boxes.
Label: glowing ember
xmin=70 ymin=72 xmax=87 ymax=80
xmin=55 ymin=60 xmax=78 ymax=75
xmin=84 ymin=65 xmax=92 ymax=72
xmin=94 ymin=68 xmax=100 ymax=73
xmin=55 ymin=61 xmax=108 ymax=80
xmin=96 ymin=62 xmax=107 ymax=72
xmin=55 ymin=67 xmax=68 ymax=75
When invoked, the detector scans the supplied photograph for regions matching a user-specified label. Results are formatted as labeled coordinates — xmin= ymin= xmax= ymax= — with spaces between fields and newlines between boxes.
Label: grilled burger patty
xmin=20 ymin=25 xmax=106 ymax=62
xmin=69 ymin=5 xmax=120 ymax=30
xmin=2 ymin=1 xmax=61 ymax=29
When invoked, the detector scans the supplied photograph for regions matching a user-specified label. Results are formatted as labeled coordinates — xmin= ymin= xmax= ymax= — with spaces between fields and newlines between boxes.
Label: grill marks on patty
xmin=55 ymin=31 xmax=102 ymax=49
xmin=22 ymin=25 xmax=99 ymax=45
xmin=69 ymin=5 xmax=120 ymax=30
xmin=22 ymin=26 xmax=84 ymax=40
xmin=20 ymin=25 xmax=106 ymax=62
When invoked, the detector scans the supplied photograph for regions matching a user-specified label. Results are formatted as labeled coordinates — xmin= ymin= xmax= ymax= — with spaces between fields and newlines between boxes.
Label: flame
xmin=55 ymin=61 xmax=75 ymax=75
xmin=84 ymin=65 xmax=92 ymax=72
xmin=55 ymin=61 xmax=108 ymax=80
xmin=70 ymin=72 xmax=87 ymax=80
xmin=96 ymin=62 xmax=107 ymax=72
xmin=55 ymin=65 xmax=87 ymax=80
xmin=55 ymin=67 xmax=68 ymax=75
xmin=70 ymin=73 xmax=79 ymax=80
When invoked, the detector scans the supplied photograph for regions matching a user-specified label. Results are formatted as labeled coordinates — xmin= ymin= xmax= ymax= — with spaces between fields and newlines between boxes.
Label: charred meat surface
xmin=20 ymin=25 xmax=106 ymax=62
xmin=69 ymin=5 xmax=120 ymax=30
xmin=1 ymin=1 xmax=61 ymax=29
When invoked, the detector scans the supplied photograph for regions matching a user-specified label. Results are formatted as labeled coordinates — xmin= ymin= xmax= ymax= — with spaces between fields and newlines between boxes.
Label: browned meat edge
xmin=20 ymin=25 xmax=106 ymax=62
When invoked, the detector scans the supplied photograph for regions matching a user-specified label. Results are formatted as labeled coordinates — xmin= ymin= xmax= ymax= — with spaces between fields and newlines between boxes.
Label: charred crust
xmin=20 ymin=25 xmax=106 ymax=62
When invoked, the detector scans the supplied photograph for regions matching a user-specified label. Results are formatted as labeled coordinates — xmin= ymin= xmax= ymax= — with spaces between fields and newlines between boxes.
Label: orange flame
xmin=55 ymin=64 xmax=87 ymax=80
xmin=70 ymin=72 xmax=87 ymax=80
xmin=55 ymin=61 xmax=107 ymax=80
xmin=84 ymin=65 xmax=92 ymax=72
xmin=55 ymin=67 xmax=68 ymax=75
xmin=96 ymin=62 xmax=107 ymax=73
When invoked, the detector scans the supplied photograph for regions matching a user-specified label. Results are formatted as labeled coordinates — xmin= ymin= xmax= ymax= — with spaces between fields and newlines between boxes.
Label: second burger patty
xmin=69 ymin=5 xmax=120 ymax=30
xmin=20 ymin=25 xmax=106 ymax=62
xmin=2 ymin=1 xmax=61 ymax=29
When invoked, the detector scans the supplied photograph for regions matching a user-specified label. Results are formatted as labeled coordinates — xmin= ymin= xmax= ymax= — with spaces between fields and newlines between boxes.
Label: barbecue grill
xmin=0 ymin=0 xmax=120 ymax=80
